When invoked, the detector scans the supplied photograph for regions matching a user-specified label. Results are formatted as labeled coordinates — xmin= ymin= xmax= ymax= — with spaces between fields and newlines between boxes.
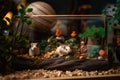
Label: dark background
xmin=25 ymin=0 xmax=116 ymax=14
xmin=10 ymin=0 xmax=116 ymax=41
xmin=11 ymin=0 xmax=116 ymax=15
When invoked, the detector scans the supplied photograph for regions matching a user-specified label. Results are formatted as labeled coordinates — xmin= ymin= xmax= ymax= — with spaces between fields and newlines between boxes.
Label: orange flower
xmin=55 ymin=29 xmax=62 ymax=37
xmin=99 ymin=49 xmax=105 ymax=56
xmin=71 ymin=31 xmax=77 ymax=37
xmin=99 ymin=49 xmax=108 ymax=61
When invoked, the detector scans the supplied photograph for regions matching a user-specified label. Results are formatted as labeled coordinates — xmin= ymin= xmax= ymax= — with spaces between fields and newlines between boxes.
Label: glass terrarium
xmin=1 ymin=13 xmax=120 ymax=80
xmin=14 ymin=14 xmax=108 ymax=61
xmin=1 ymin=1 xmax=120 ymax=79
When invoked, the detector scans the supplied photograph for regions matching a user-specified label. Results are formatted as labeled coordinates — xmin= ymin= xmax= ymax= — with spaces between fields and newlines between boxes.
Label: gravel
xmin=0 ymin=67 xmax=120 ymax=80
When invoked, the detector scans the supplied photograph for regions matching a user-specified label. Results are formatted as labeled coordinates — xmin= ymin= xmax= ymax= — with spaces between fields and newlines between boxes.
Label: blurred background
xmin=0 ymin=0 xmax=116 ymax=18
xmin=0 ymin=0 xmax=116 ymax=41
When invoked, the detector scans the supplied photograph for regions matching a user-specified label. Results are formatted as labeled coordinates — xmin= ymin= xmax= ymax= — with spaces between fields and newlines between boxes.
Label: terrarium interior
xmin=19 ymin=15 xmax=107 ymax=61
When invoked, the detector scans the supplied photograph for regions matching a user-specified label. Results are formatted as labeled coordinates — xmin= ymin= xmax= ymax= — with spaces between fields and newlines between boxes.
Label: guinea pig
xmin=56 ymin=44 xmax=71 ymax=57
xmin=29 ymin=43 xmax=40 ymax=57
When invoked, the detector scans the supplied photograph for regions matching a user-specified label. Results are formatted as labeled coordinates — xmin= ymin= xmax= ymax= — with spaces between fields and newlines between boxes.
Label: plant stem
xmin=12 ymin=19 xmax=21 ymax=47
xmin=19 ymin=22 xmax=24 ymax=39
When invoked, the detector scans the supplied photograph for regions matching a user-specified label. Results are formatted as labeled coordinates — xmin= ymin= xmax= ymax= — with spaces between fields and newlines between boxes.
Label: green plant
xmin=113 ymin=0 xmax=120 ymax=25
xmin=88 ymin=45 xmax=101 ymax=58
xmin=78 ymin=25 xmax=105 ymax=41
xmin=39 ymin=40 xmax=48 ymax=54
xmin=11 ymin=4 xmax=33 ymax=51
xmin=14 ymin=4 xmax=32 ymax=43
xmin=0 ymin=4 xmax=33 ymax=73
xmin=16 ymin=35 xmax=29 ymax=48
xmin=103 ymin=0 xmax=120 ymax=30
xmin=65 ymin=38 xmax=77 ymax=46
xmin=49 ymin=36 xmax=56 ymax=42
xmin=102 ymin=0 xmax=120 ymax=49
xmin=19 ymin=4 xmax=33 ymax=26
xmin=0 ymin=18 xmax=13 ymax=72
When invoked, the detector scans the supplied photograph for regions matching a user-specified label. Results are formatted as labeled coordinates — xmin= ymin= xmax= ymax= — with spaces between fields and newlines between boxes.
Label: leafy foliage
xmin=16 ymin=35 xmax=29 ymax=48
xmin=66 ymin=38 xmax=77 ymax=46
xmin=113 ymin=1 xmax=120 ymax=25
xmin=103 ymin=0 xmax=120 ymax=29
xmin=39 ymin=40 xmax=48 ymax=54
xmin=49 ymin=36 xmax=56 ymax=42
xmin=102 ymin=0 xmax=120 ymax=50
xmin=88 ymin=45 xmax=101 ymax=58
xmin=18 ymin=4 xmax=33 ymax=25
xmin=0 ymin=18 xmax=13 ymax=70
xmin=78 ymin=25 xmax=105 ymax=39
xmin=13 ymin=4 xmax=33 ymax=49
xmin=0 ymin=4 xmax=33 ymax=72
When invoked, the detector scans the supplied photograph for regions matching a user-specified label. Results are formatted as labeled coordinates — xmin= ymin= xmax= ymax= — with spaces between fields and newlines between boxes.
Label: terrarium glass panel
xmin=14 ymin=14 xmax=107 ymax=61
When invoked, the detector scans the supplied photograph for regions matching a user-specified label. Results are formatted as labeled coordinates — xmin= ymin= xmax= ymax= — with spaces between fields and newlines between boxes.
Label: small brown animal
xmin=29 ymin=43 xmax=40 ymax=57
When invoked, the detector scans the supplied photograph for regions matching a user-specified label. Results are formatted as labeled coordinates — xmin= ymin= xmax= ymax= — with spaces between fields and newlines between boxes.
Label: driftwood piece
xmin=45 ymin=59 xmax=85 ymax=71
xmin=45 ymin=59 xmax=110 ymax=71
xmin=11 ymin=57 xmax=112 ymax=71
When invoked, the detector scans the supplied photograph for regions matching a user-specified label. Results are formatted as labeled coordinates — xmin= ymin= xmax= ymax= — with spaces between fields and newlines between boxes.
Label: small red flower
xmin=71 ymin=31 xmax=77 ymax=37
xmin=55 ymin=28 xmax=62 ymax=37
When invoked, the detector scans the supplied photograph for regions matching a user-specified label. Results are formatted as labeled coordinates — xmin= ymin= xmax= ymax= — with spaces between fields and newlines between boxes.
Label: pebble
xmin=0 ymin=67 xmax=120 ymax=79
